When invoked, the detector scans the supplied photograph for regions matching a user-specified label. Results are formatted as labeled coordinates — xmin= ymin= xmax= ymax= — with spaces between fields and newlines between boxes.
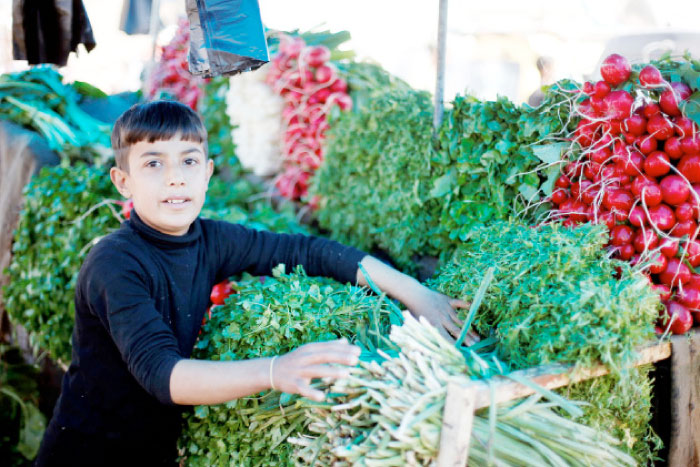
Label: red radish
xmin=603 ymin=189 xmax=634 ymax=212
xmin=639 ymin=65 xmax=666 ymax=88
xmin=637 ymin=135 xmax=658 ymax=155
xmin=628 ymin=206 xmax=646 ymax=227
xmin=663 ymin=301 xmax=693 ymax=334
xmin=624 ymin=132 xmax=637 ymax=145
xmin=665 ymin=137 xmax=684 ymax=159
xmin=678 ymin=154 xmax=700 ymax=183
xmin=648 ymin=204 xmax=676 ymax=231
xmin=684 ymin=240 xmax=700 ymax=267
xmin=304 ymin=45 xmax=331 ymax=67
xmin=330 ymin=78 xmax=348 ymax=94
xmin=647 ymin=114 xmax=675 ymax=140
xmin=642 ymin=103 xmax=661 ymax=118
xmin=674 ymin=117 xmax=696 ymax=138
xmin=690 ymin=274 xmax=700 ymax=288
xmin=615 ymin=243 xmax=634 ymax=260
xmin=583 ymin=81 xmax=594 ymax=95
xmin=660 ymin=175 xmax=691 ymax=205
xmin=652 ymin=284 xmax=672 ymax=301
xmin=631 ymin=174 xmax=653 ymax=196
xmin=643 ymin=151 xmax=671 ymax=177
xmin=604 ymin=90 xmax=634 ymax=120
xmin=551 ymin=188 xmax=568 ymax=205
xmin=584 ymin=162 xmax=602 ymax=180
xmin=659 ymin=82 xmax=693 ymax=117
xmin=675 ymin=203 xmax=695 ymax=222
xmin=649 ymin=253 xmax=668 ymax=274
xmin=210 ymin=280 xmax=234 ymax=305
xmin=314 ymin=65 xmax=336 ymax=83
xmin=633 ymin=229 xmax=658 ymax=253
xmin=590 ymin=147 xmax=612 ymax=164
xmin=640 ymin=182 xmax=663 ymax=207
xmin=681 ymin=135 xmax=700 ymax=155
xmin=623 ymin=115 xmax=647 ymax=136
xmin=121 ymin=199 xmax=134 ymax=220
xmin=594 ymin=80 xmax=611 ymax=98
xmin=596 ymin=211 xmax=616 ymax=230
xmin=672 ymin=219 xmax=698 ymax=238
xmin=610 ymin=224 xmax=635 ymax=246
xmin=564 ymin=162 xmax=583 ymax=179
xmin=659 ymin=259 xmax=691 ymax=287
xmin=330 ymin=93 xmax=353 ymax=111
xmin=600 ymin=54 xmax=631 ymax=86
xmin=660 ymin=238 xmax=680 ymax=258
xmin=590 ymin=96 xmax=606 ymax=114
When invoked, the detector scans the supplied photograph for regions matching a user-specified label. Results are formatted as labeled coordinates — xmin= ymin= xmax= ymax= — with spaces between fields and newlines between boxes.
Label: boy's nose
xmin=166 ymin=167 xmax=186 ymax=186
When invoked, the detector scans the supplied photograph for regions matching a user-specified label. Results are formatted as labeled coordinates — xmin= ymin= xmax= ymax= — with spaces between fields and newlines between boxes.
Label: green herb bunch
xmin=2 ymin=164 xmax=121 ymax=364
xmin=178 ymin=265 xmax=393 ymax=466
xmin=0 ymin=66 xmax=111 ymax=164
xmin=311 ymin=86 xmax=442 ymax=269
xmin=558 ymin=366 xmax=663 ymax=464
xmin=429 ymin=221 xmax=659 ymax=372
xmin=199 ymin=76 xmax=240 ymax=175
xmin=434 ymin=84 xmax=576 ymax=246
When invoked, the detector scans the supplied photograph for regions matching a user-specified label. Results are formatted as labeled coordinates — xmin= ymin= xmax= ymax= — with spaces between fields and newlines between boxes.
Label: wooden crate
xmin=437 ymin=333 xmax=700 ymax=467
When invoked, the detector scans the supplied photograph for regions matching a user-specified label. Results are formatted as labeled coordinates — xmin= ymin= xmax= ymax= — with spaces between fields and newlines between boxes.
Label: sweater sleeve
xmin=213 ymin=222 xmax=368 ymax=284
xmin=80 ymin=248 xmax=183 ymax=405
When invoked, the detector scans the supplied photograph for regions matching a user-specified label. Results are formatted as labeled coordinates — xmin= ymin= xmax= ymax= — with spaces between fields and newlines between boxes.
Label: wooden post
xmin=437 ymin=380 xmax=476 ymax=467
xmin=433 ymin=0 xmax=448 ymax=133
xmin=668 ymin=332 xmax=700 ymax=466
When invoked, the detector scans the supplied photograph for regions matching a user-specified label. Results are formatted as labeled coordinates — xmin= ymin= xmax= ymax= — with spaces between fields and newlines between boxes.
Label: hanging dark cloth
xmin=12 ymin=0 xmax=96 ymax=66
xmin=186 ymin=0 xmax=269 ymax=78
xmin=120 ymin=0 xmax=154 ymax=36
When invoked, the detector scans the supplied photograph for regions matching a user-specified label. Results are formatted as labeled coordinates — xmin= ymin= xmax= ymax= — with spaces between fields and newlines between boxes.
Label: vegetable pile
xmin=2 ymin=164 xmax=122 ymax=364
xmin=311 ymin=79 xmax=573 ymax=269
xmin=266 ymin=34 xmax=353 ymax=200
xmin=178 ymin=265 xmax=395 ymax=466
xmin=0 ymin=66 xmax=110 ymax=163
xmin=145 ymin=18 xmax=206 ymax=110
xmin=292 ymin=313 xmax=636 ymax=467
xmin=549 ymin=54 xmax=700 ymax=334
xmin=428 ymin=220 xmax=662 ymax=462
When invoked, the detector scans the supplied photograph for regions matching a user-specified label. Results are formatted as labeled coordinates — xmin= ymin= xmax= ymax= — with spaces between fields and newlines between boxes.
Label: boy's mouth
xmin=163 ymin=196 xmax=191 ymax=206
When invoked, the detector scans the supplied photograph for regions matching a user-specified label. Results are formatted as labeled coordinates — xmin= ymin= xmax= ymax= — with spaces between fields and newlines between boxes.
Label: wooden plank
xmin=668 ymin=332 xmax=700 ymax=467
xmin=466 ymin=341 xmax=672 ymax=410
xmin=437 ymin=380 xmax=476 ymax=467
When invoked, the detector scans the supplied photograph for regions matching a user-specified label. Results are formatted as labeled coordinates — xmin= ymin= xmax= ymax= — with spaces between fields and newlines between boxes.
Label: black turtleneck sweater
xmin=35 ymin=210 xmax=367 ymax=466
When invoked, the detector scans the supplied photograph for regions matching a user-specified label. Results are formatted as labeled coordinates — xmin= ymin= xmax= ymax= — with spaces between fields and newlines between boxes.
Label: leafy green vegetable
xmin=199 ymin=76 xmax=240 ymax=176
xmin=2 ymin=164 xmax=121 ymax=364
xmin=178 ymin=265 xmax=393 ymax=466
xmin=428 ymin=221 xmax=659 ymax=372
xmin=0 ymin=345 xmax=46 ymax=465
xmin=557 ymin=365 xmax=663 ymax=465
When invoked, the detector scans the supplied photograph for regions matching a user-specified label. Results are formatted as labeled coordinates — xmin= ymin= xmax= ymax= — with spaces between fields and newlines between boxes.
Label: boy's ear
xmin=110 ymin=167 xmax=132 ymax=198
xmin=205 ymin=159 xmax=214 ymax=189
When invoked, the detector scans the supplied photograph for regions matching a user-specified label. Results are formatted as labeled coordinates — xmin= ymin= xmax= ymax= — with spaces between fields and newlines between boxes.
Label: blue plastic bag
xmin=186 ymin=0 xmax=269 ymax=78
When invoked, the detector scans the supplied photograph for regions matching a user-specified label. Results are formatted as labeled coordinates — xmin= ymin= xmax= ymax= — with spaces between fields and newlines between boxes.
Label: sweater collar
xmin=127 ymin=209 xmax=201 ymax=249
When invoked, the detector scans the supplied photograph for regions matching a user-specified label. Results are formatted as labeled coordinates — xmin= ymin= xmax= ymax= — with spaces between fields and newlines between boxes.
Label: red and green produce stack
xmin=266 ymin=34 xmax=352 ymax=200
xmin=550 ymin=53 xmax=700 ymax=334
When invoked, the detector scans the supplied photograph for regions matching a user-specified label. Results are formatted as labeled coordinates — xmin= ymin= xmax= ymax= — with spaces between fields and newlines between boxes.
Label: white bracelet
xmin=269 ymin=356 xmax=278 ymax=391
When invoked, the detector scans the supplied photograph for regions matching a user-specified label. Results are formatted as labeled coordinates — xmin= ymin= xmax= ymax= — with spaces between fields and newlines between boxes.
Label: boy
xmin=35 ymin=100 xmax=468 ymax=466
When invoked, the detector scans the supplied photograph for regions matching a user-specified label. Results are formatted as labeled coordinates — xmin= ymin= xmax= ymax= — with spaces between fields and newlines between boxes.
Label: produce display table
xmin=437 ymin=332 xmax=700 ymax=467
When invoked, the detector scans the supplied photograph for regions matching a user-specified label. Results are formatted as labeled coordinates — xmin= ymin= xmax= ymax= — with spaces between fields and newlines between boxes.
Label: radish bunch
xmin=551 ymin=53 xmax=700 ymax=334
xmin=146 ymin=18 xmax=206 ymax=110
xmin=266 ymin=35 xmax=352 ymax=200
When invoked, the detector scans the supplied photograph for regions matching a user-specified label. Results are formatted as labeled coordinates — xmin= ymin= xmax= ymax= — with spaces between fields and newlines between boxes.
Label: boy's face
xmin=110 ymin=137 xmax=214 ymax=236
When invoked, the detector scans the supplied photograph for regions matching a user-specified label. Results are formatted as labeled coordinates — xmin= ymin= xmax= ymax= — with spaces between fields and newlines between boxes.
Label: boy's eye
xmin=146 ymin=160 xmax=161 ymax=168
xmin=184 ymin=158 xmax=199 ymax=166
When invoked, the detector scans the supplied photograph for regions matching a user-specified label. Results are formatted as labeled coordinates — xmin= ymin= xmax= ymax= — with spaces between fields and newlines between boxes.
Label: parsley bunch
xmin=178 ymin=265 xmax=393 ymax=466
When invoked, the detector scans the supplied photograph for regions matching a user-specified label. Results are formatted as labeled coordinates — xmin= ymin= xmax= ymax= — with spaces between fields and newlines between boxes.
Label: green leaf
xmin=429 ymin=169 xmax=456 ymax=198
xmin=680 ymin=91 xmax=700 ymax=128
xmin=531 ymin=143 xmax=567 ymax=165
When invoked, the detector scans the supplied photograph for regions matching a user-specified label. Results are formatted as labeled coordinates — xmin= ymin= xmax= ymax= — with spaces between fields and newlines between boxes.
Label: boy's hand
xmin=404 ymin=286 xmax=478 ymax=344
xmin=272 ymin=339 xmax=360 ymax=401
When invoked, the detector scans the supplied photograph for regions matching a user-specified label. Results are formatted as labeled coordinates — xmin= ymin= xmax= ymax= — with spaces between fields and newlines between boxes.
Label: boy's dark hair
xmin=111 ymin=100 xmax=208 ymax=171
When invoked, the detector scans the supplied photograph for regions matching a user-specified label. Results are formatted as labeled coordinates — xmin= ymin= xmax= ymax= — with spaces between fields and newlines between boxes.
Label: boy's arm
xmin=356 ymin=256 xmax=475 ymax=342
xmin=170 ymin=339 xmax=359 ymax=405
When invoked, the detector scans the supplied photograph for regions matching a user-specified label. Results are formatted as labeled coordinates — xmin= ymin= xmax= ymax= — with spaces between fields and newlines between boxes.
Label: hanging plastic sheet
xmin=186 ymin=0 xmax=269 ymax=78
xmin=120 ymin=0 xmax=154 ymax=35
